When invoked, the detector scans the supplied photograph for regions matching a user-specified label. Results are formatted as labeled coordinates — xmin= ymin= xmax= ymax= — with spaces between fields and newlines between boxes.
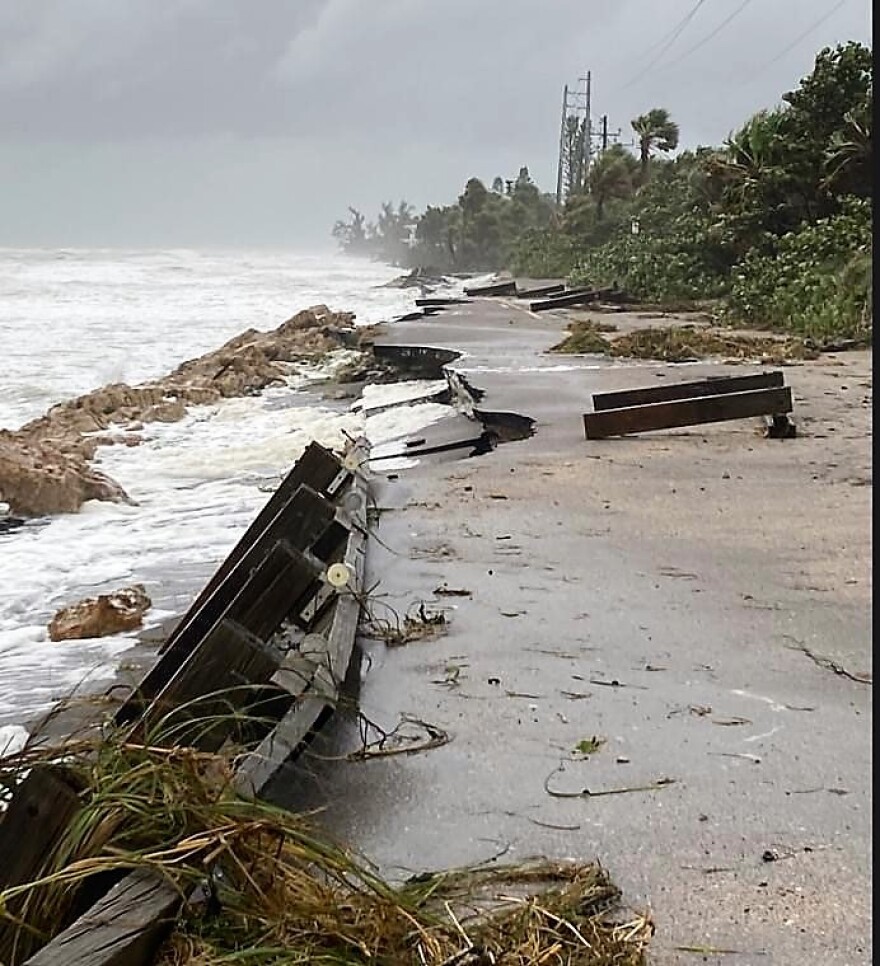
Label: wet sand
xmin=276 ymin=294 xmax=872 ymax=965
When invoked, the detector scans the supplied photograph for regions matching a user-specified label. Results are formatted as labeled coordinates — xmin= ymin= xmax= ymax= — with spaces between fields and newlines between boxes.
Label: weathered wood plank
xmin=583 ymin=386 xmax=793 ymax=439
xmin=0 ymin=767 xmax=83 ymax=965
xmin=162 ymin=486 xmax=335 ymax=653
xmin=515 ymin=282 xmax=566 ymax=299
xmin=231 ymin=541 xmax=323 ymax=639
xmin=530 ymin=287 xmax=612 ymax=312
xmin=592 ymin=371 xmax=784 ymax=411
xmin=0 ymin=767 xmax=82 ymax=891
xmin=464 ymin=280 xmax=517 ymax=297
xmin=414 ymin=297 xmax=469 ymax=306
xmin=116 ymin=538 xmax=325 ymax=725
xmin=164 ymin=443 xmax=344 ymax=642
xmin=139 ymin=619 xmax=282 ymax=750
xmin=20 ymin=447 xmax=372 ymax=966
xmin=234 ymin=478 xmax=368 ymax=796
xmin=24 ymin=869 xmax=181 ymax=966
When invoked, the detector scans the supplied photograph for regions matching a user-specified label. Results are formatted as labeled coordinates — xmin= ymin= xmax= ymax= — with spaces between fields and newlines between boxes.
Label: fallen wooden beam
xmin=0 ymin=767 xmax=84 ymax=964
xmin=593 ymin=371 xmax=785 ymax=411
xmin=530 ymin=287 xmax=612 ymax=312
xmin=234 ymin=475 xmax=369 ymax=796
xmin=163 ymin=483 xmax=334 ymax=645
xmin=515 ymin=282 xmax=565 ymax=299
xmin=114 ymin=540 xmax=321 ymax=725
xmin=414 ymin=297 xmax=469 ymax=307
xmin=583 ymin=386 xmax=793 ymax=439
xmin=162 ymin=443 xmax=346 ymax=649
xmin=24 ymin=869 xmax=182 ymax=966
xmin=138 ymin=619 xmax=282 ymax=751
xmin=464 ymin=279 xmax=517 ymax=297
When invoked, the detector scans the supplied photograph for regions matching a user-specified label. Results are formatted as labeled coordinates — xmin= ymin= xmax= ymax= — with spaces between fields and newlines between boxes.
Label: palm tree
xmin=631 ymin=108 xmax=680 ymax=179
xmin=588 ymin=145 xmax=638 ymax=220
xmin=824 ymin=101 xmax=872 ymax=197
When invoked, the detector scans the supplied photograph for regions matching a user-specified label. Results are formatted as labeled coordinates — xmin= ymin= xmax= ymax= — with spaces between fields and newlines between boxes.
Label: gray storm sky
xmin=0 ymin=0 xmax=871 ymax=248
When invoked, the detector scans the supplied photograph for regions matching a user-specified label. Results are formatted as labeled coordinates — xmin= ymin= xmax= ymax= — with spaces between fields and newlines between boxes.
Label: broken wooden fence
xmin=1 ymin=438 xmax=371 ymax=966
xmin=583 ymin=371 xmax=793 ymax=439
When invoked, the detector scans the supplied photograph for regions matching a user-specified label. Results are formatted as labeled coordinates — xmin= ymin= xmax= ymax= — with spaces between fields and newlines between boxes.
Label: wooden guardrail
xmin=583 ymin=372 xmax=793 ymax=439
xmin=464 ymin=279 xmax=517 ymax=297
xmin=2 ymin=438 xmax=372 ymax=966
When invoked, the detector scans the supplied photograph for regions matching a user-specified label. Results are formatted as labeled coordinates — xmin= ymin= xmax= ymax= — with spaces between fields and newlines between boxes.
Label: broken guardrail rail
xmin=1 ymin=438 xmax=371 ymax=966
xmin=583 ymin=371 xmax=795 ymax=439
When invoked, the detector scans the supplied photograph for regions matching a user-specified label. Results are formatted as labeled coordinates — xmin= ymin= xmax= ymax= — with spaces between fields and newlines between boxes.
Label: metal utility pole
xmin=555 ymin=84 xmax=568 ymax=207
xmin=555 ymin=71 xmax=623 ymax=204
xmin=581 ymin=71 xmax=592 ymax=191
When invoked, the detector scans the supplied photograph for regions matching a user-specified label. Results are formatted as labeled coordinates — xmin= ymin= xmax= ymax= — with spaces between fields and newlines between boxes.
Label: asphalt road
xmin=274 ymin=294 xmax=872 ymax=965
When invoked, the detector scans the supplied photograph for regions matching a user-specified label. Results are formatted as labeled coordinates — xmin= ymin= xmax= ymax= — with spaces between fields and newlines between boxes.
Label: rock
xmin=0 ymin=434 xmax=133 ymax=517
xmin=4 ymin=305 xmax=369 ymax=517
xmin=48 ymin=584 xmax=152 ymax=641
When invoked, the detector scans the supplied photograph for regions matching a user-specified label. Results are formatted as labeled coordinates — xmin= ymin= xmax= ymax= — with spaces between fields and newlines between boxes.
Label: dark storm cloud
xmin=0 ymin=0 xmax=327 ymax=138
xmin=0 ymin=0 xmax=871 ymax=245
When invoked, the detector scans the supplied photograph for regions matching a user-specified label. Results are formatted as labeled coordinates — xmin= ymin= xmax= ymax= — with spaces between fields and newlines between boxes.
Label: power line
xmin=661 ymin=0 xmax=754 ymax=68
xmin=621 ymin=0 xmax=710 ymax=90
xmin=753 ymin=0 xmax=850 ymax=75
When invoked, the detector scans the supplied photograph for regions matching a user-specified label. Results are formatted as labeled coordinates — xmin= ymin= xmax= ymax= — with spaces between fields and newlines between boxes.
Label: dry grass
xmin=0 ymin=724 xmax=652 ymax=965
xmin=551 ymin=321 xmax=818 ymax=363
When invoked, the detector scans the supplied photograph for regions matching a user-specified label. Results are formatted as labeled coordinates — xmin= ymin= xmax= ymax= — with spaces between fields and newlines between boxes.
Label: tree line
xmin=333 ymin=42 xmax=871 ymax=340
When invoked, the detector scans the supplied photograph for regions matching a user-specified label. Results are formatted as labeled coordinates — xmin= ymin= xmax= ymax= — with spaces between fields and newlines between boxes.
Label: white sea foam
xmin=0 ymin=248 xmax=463 ymax=726
xmin=0 ymin=249 xmax=430 ymax=431
xmin=0 ymin=724 xmax=29 ymax=758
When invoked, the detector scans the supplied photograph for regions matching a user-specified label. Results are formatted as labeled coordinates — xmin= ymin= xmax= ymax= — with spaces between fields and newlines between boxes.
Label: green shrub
xmin=726 ymin=198 xmax=872 ymax=340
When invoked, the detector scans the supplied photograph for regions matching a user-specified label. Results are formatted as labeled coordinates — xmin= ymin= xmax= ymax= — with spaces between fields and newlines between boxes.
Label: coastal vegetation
xmin=333 ymin=42 xmax=872 ymax=341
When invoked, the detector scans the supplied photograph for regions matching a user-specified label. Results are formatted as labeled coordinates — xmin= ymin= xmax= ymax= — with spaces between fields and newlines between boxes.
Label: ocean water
xmin=0 ymin=247 xmax=460 ymax=737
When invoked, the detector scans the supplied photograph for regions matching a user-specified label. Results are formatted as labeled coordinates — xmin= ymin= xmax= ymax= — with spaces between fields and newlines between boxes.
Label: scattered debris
xmin=431 ymin=664 xmax=467 ymax=690
xmin=573 ymin=736 xmax=606 ymax=757
xmin=554 ymin=322 xmax=818 ymax=363
xmin=544 ymin=764 xmax=676 ymax=800
xmin=590 ymin=678 xmax=648 ymax=690
xmin=365 ymin=600 xmax=448 ymax=646
xmin=434 ymin=584 xmax=472 ymax=597
xmin=348 ymin=713 xmax=450 ymax=761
